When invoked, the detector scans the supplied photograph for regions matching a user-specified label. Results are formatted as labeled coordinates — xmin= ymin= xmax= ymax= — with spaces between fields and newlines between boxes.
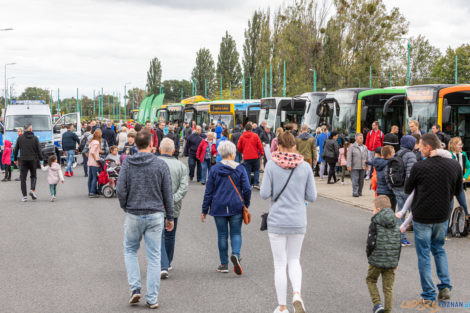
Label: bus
xmin=300 ymin=92 xmax=328 ymax=131
xmin=258 ymin=96 xmax=310 ymax=131
xmin=209 ymin=100 xmax=261 ymax=130
xmin=184 ymin=102 xmax=210 ymax=126
xmin=129 ymin=109 xmax=139 ymax=121
xmin=156 ymin=103 xmax=184 ymax=124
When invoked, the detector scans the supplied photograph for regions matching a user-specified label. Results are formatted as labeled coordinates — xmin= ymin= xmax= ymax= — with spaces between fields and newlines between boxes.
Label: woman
xmin=270 ymin=127 xmax=284 ymax=153
xmin=449 ymin=136 xmax=470 ymax=216
xmin=201 ymin=141 xmax=251 ymax=275
xmin=87 ymin=129 xmax=102 ymax=198
xmin=197 ymin=132 xmax=217 ymax=185
xmin=216 ymin=129 xmax=229 ymax=162
xmin=260 ymin=132 xmax=316 ymax=313
xmin=117 ymin=126 xmax=128 ymax=152
xmin=322 ymin=131 xmax=340 ymax=184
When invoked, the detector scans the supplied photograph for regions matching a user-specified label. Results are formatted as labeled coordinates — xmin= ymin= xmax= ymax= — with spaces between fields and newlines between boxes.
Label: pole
xmin=4 ymin=65 xmax=6 ymax=108
xmin=204 ymin=79 xmax=207 ymax=98
xmin=369 ymin=66 xmax=372 ymax=88
xmin=455 ymin=55 xmax=458 ymax=84
xmin=249 ymin=77 xmax=252 ymax=100
xmin=101 ymin=88 xmax=103 ymax=120
xmin=220 ymin=76 xmax=222 ymax=100
xmin=261 ymin=78 xmax=264 ymax=98
xmin=180 ymin=88 xmax=183 ymax=101
xmin=93 ymin=90 xmax=96 ymax=116
xmin=108 ymin=93 xmax=110 ymax=120
xmin=390 ymin=72 xmax=392 ymax=87
xmin=270 ymin=64 xmax=272 ymax=97
xmin=50 ymin=90 xmax=52 ymax=112
xmin=242 ymin=73 xmax=245 ymax=100
xmin=57 ymin=88 xmax=60 ymax=115
xmin=80 ymin=95 xmax=83 ymax=118
xmin=283 ymin=61 xmax=286 ymax=97
xmin=124 ymin=85 xmax=127 ymax=121
xmin=265 ymin=68 xmax=267 ymax=98
xmin=407 ymin=42 xmax=410 ymax=86
xmin=132 ymin=89 xmax=135 ymax=112
xmin=229 ymin=81 xmax=231 ymax=98
xmin=314 ymin=70 xmax=317 ymax=92
xmin=76 ymin=88 xmax=79 ymax=113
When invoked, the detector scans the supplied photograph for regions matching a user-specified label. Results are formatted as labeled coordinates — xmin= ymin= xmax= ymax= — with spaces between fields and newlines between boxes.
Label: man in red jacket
xmin=145 ymin=121 xmax=159 ymax=153
xmin=237 ymin=123 xmax=264 ymax=189
xmin=365 ymin=121 xmax=383 ymax=179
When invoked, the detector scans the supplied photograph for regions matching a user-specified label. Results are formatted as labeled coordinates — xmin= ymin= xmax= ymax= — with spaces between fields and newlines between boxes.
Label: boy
xmin=106 ymin=146 xmax=120 ymax=165
xmin=366 ymin=195 xmax=401 ymax=313
xmin=374 ymin=145 xmax=396 ymax=211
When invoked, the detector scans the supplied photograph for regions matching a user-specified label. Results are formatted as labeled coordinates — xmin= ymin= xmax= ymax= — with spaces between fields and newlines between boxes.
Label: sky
xmin=1 ymin=0 xmax=469 ymax=100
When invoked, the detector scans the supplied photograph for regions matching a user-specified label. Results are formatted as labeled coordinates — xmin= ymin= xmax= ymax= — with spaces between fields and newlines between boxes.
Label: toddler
xmin=41 ymin=155 xmax=64 ymax=202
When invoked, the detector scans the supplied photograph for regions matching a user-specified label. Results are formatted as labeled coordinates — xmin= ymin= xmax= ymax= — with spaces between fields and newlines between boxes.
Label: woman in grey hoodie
xmin=260 ymin=132 xmax=317 ymax=313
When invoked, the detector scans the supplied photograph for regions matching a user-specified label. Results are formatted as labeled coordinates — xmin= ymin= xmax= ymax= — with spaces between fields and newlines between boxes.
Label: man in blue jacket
xmin=61 ymin=124 xmax=80 ymax=177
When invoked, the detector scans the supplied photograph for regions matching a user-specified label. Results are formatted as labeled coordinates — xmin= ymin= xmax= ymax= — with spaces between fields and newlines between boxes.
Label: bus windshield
xmin=158 ymin=110 xmax=168 ymax=122
xmin=184 ymin=111 xmax=194 ymax=124
xmin=6 ymin=115 xmax=51 ymax=131
xmin=333 ymin=104 xmax=355 ymax=136
xmin=258 ymin=108 xmax=277 ymax=129
xmin=303 ymin=95 xmax=325 ymax=130
xmin=210 ymin=114 xmax=234 ymax=129
xmin=407 ymin=87 xmax=438 ymax=133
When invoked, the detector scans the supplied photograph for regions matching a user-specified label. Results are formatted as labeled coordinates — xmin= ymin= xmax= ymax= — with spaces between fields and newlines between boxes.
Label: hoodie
xmin=366 ymin=208 xmax=401 ymax=269
xmin=116 ymin=152 xmax=174 ymax=219
xmin=260 ymin=154 xmax=316 ymax=235
xmin=202 ymin=162 xmax=252 ymax=216
xmin=295 ymin=132 xmax=317 ymax=161
xmin=13 ymin=131 xmax=42 ymax=162
xmin=2 ymin=140 xmax=12 ymax=165
xmin=237 ymin=131 xmax=264 ymax=160
xmin=373 ymin=157 xmax=393 ymax=195
xmin=393 ymin=135 xmax=417 ymax=191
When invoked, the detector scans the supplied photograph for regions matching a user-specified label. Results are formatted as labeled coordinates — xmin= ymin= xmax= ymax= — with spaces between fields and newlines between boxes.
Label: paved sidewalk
xmin=316 ymin=177 xmax=375 ymax=211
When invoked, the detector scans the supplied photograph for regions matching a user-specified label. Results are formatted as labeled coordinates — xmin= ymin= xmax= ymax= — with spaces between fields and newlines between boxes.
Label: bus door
xmin=316 ymin=98 xmax=339 ymax=130
xmin=278 ymin=98 xmax=307 ymax=129
xmin=442 ymin=90 xmax=470 ymax=152
xmin=184 ymin=108 xmax=196 ymax=124
xmin=361 ymin=94 xmax=406 ymax=134
xmin=156 ymin=108 xmax=168 ymax=122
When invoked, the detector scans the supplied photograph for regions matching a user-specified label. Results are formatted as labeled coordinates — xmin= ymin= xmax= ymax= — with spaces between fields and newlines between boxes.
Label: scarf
xmin=271 ymin=151 xmax=304 ymax=169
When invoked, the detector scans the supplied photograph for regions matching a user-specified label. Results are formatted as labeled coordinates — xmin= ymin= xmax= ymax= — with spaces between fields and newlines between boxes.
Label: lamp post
xmin=6 ymin=76 xmax=15 ymax=106
xmin=309 ymin=69 xmax=317 ymax=92
xmin=124 ymin=82 xmax=131 ymax=121
xmin=4 ymin=62 xmax=16 ymax=108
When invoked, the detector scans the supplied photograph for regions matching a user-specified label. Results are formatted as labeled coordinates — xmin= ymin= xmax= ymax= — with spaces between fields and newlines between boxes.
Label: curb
xmin=317 ymin=192 xmax=373 ymax=212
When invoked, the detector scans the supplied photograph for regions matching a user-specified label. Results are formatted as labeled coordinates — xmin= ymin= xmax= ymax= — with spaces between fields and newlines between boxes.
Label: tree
xmin=405 ymin=35 xmax=442 ymax=85
xmin=242 ymin=10 xmax=263 ymax=97
xmin=162 ymin=80 xmax=192 ymax=103
xmin=432 ymin=44 xmax=470 ymax=84
xmin=19 ymin=87 xmax=51 ymax=102
xmin=126 ymin=88 xmax=146 ymax=110
xmin=146 ymin=57 xmax=162 ymax=95
xmin=191 ymin=48 xmax=216 ymax=97
xmin=216 ymin=31 xmax=242 ymax=89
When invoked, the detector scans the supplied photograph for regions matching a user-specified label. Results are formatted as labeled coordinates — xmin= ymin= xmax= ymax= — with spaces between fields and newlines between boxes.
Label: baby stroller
xmin=97 ymin=159 xmax=121 ymax=198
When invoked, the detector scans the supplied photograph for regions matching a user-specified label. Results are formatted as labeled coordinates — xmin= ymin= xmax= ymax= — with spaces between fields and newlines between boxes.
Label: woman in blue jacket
xmin=201 ymin=141 xmax=251 ymax=275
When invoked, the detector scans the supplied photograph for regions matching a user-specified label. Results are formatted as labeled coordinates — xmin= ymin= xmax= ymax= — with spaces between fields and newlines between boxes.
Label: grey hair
xmin=160 ymin=137 xmax=175 ymax=153
xmin=355 ymin=132 xmax=363 ymax=138
xmin=217 ymin=141 xmax=236 ymax=159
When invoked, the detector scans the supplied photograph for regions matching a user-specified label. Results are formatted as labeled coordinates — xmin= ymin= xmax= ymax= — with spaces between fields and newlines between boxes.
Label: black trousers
xmin=4 ymin=165 xmax=11 ymax=180
xmin=326 ymin=158 xmax=337 ymax=183
xmin=20 ymin=160 xmax=37 ymax=197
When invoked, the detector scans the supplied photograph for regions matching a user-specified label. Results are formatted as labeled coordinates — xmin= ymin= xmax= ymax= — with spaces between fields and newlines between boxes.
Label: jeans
xmin=65 ymin=150 xmax=75 ymax=173
xmin=414 ymin=220 xmax=451 ymax=301
xmin=201 ymin=158 xmax=212 ymax=183
xmin=243 ymin=158 xmax=260 ymax=186
xmin=350 ymin=169 xmax=365 ymax=196
xmin=319 ymin=160 xmax=329 ymax=179
xmin=367 ymin=150 xmax=375 ymax=178
xmin=20 ymin=159 xmax=37 ymax=197
xmin=451 ymin=190 xmax=469 ymax=215
xmin=214 ymin=214 xmax=243 ymax=265
xmin=87 ymin=166 xmax=99 ymax=195
xmin=366 ymin=265 xmax=395 ymax=313
xmin=49 ymin=184 xmax=57 ymax=197
xmin=124 ymin=212 xmax=164 ymax=305
xmin=188 ymin=155 xmax=201 ymax=182
xmin=82 ymin=152 xmax=88 ymax=176
xmin=235 ymin=151 xmax=242 ymax=163
xmin=161 ymin=218 xmax=178 ymax=271
xmin=394 ymin=189 xmax=410 ymax=240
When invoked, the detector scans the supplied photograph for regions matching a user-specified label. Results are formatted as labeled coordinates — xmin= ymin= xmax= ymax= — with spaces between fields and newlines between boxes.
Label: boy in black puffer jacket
xmin=366 ymin=195 xmax=401 ymax=313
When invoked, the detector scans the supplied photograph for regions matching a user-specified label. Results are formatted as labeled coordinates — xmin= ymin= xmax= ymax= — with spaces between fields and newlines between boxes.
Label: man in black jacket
xmin=431 ymin=124 xmax=450 ymax=149
xmin=184 ymin=126 xmax=202 ymax=181
xmin=156 ymin=122 xmax=165 ymax=150
xmin=405 ymin=133 xmax=462 ymax=303
xmin=62 ymin=124 xmax=80 ymax=177
xmin=164 ymin=125 xmax=180 ymax=159
xmin=13 ymin=124 xmax=42 ymax=202
xmin=102 ymin=121 xmax=116 ymax=147
xmin=383 ymin=125 xmax=400 ymax=152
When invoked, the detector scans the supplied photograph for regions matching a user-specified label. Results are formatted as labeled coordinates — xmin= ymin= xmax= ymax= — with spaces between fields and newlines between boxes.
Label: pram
xmin=97 ymin=159 xmax=121 ymax=198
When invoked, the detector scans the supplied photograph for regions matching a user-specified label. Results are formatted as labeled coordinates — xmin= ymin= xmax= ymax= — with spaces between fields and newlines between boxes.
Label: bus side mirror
xmin=335 ymin=102 xmax=340 ymax=117
xmin=443 ymin=99 xmax=451 ymax=123
xmin=53 ymin=125 xmax=61 ymax=134
xmin=264 ymin=109 xmax=269 ymax=120
xmin=407 ymin=100 xmax=413 ymax=117
xmin=281 ymin=111 xmax=286 ymax=122
xmin=361 ymin=101 xmax=368 ymax=122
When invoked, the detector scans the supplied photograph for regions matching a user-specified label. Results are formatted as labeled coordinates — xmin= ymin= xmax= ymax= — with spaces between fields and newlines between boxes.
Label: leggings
xmin=341 ymin=166 xmax=347 ymax=182
xmin=327 ymin=160 xmax=337 ymax=183
xmin=268 ymin=233 xmax=305 ymax=306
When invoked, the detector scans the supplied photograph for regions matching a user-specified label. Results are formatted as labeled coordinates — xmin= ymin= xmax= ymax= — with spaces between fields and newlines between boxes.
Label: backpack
xmin=386 ymin=150 xmax=407 ymax=188
xmin=78 ymin=136 xmax=88 ymax=153
xmin=450 ymin=206 xmax=468 ymax=237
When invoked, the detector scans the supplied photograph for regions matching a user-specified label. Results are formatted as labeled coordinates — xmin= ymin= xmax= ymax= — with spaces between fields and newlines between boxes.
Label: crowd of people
xmin=2 ymin=115 xmax=468 ymax=313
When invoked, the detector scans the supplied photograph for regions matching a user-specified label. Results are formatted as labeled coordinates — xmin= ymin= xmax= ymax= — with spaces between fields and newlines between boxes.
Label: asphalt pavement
xmin=1 ymin=162 xmax=469 ymax=313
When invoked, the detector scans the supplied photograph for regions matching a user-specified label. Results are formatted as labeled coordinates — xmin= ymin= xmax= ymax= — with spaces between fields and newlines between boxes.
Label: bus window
xmin=443 ymin=92 xmax=470 ymax=152
xmin=210 ymin=114 xmax=234 ymax=129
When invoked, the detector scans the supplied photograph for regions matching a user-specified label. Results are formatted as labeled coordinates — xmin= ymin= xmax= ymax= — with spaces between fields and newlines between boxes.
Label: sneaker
xmin=341 ymin=181 xmax=345 ymax=185
xmin=168 ymin=266 xmax=173 ymax=271
xmin=217 ymin=264 xmax=229 ymax=273
xmin=253 ymin=185 xmax=260 ymax=190
xmin=70 ymin=171 xmax=74 ymax=176
xmin=29 ymin=191 xmax=37 ymax=200
xmin=72 ymin=162 xmax=77 ymax=168
xmin=201 ymin=182 xmax=206 ymax=185
xmin=373 ymin=304 xmax=385 ymax=313
xmin=129 ymin=289 xmax=141 ymax=304
xmin=401 ymin=239 xmax=407 ymax=247
xmin=1 ymin=178 xmax=7 ymax=182
xmin=15 ymin=178 xmax=20 ymax=181
xmin=64 ymin=171 xmax=70 ymax=177
xmin=231 ymin=255 xmax=242 ymax=275
xmin=352 ymin=194 xmax=359 ymax=197
xmin=404 ymin=239 xmax=411 ymax=246
xmin=419 ymin=297 xmax=434 ymax=308
xmin=21 ymin=197 xmax=28 ymax=202
xmin=88 ymin=193 xmax=99 ymax=198
xmin=273 ymin=307 xmax=290 ymax=313
xmin=293 ymin=294 xmax=306 ymax=313
xmin=438 ymin=287 xmax=451 ymax=301
xmin=161 ymin=270 xmax=169 ymax=279
xmin=50 ymin=196 xmax=55 ymax=202
xmin=146 ymin=302 xmax=159 ymax=309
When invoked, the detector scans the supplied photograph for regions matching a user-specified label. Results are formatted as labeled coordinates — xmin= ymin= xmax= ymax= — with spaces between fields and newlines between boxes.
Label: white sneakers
xmin=273 ymin=307 xmax=290 ymax=313
xmin=293 ymin=294 xmax=306 ymax=313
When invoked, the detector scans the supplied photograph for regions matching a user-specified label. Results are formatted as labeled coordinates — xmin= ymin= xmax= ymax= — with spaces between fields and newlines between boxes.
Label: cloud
xmin=96 ymin=0 xmax=247 ymax=11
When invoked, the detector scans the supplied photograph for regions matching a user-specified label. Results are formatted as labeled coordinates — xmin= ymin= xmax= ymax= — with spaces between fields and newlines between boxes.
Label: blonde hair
xmin=276 ymin=127 xmax=284 ymax=137
xmin=374 ymin=195 xmax=391 ymax=210
xmin=409 ymin=120 xmax=419 ymax=128
xmin=449 ymin=137 xmax=462 ymax=152
xmin=120 ymin=126 xmax=128 ymax=133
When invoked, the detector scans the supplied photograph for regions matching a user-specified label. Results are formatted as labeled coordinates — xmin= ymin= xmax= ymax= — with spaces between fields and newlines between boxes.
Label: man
xmin=116 ymin=131 xmax=174 ymax=309
xmin=365 ymin=121 xmax=384 ymax=179
xmin=215 ymin=122 xmax=223 ymax=139
xmin=184 ymin=125 xmax=203 ymax=182
xmin=408 ymin=120 xmax=421 ymax=135
xmin=62 ymin=124 xmax=80 ymax=177
xmin=13 ymin=124 xmax=42 ymax=202
xmin=164 ymin=125 xmax=180 ymax=159
xmin=81 ymin=126 xmax=93 ymax=177
xmin=156 ymin=122 xmax=165 ymax=149
xmin=431 ymin=124 xmax=450 ymax=149
xmin=144 ymin=122 xmax=158 ymax=151
xmin=237 ymin=123 xmax=264 ymax=189
xmin=405 ymin=133 xmax=462 ymax=304
xmin=102 ymin=121 xmax=117 ymax=147
xmin=259 ymin=124 xmax=273 ymax=167
xmin=296 ymin=124 xmax=317 ymax=168
xmin=230 ymin=125 xmax=243 ymax=163
xmin=90 ymin=120 xmax=98 ymax=133
xmin=383 ymin=125 xmax=400 ymax=152
xmin=347 ymin=133 xmax=368 ymax=197
xmin=316 ymin=126 xmax=329 ymax=180
xmin=158 ymin=138 xmax=189 ymax=279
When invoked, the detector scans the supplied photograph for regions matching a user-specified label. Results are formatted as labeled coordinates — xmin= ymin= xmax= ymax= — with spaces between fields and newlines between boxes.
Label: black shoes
xmin=129 ymin=289 xmax=141 ymax=304
xmin=217 ymin=264 xmax=229 ymax=273
xmin=231 ymin=255 xmax=243 ymax=275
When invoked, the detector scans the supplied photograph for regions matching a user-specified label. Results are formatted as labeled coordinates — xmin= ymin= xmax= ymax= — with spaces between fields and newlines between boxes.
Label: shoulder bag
xmin=228 ymin=175 xmax=251 ymax=225
xmin=260 ymin=167 xmax=296 ymax=231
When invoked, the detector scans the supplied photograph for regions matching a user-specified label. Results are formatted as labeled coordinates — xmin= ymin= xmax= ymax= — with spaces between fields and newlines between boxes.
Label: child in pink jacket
xmin=1 ymin=140 xmax=12 ymax=181
xmin=41 ymin=155 xmax=64 ymax=202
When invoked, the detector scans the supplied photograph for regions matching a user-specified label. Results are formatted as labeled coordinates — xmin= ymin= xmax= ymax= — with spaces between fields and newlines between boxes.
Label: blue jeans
xmin=188 ymin=155 xmax=201 ymax=182
xmin=451 ymin=190 xmax=469 ymax=215
xmin=0 ymin=151 xmax=4 ymax=171
xmin=235 ymin=151 xmax=242 ymax=163
xmin=65 ymin=150 xmax=75 ymax=173
xmin=214 ymin=214 xmax=243 ymax=265
xmin=394 ymin=189 xmax=409 ymax=240
xmin=87 ymin=166 xmax=99 ymax=195
xmin=82 ymin=152 xmax=88 ymax=176
xmin=243 ymin=158 xmax=260 ymax=186
xmin=161 ymin=218 xmax=178 ymax=271
xmin=124 ymin=212 xmax=164 ymax=305
xmin=201 ymin=158 xmax=212 ymax=183
xmin=414 ymin=220 xmax=451 ymax=301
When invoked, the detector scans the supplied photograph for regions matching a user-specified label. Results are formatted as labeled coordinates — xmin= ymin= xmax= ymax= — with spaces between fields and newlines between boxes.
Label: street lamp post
xmin=4 ymin=62 xmax=16 ymax=108
xmin=6 ymin=76 xmax=15 ymax=106
xmin=124 ymin=82 xmax=131 ymax=121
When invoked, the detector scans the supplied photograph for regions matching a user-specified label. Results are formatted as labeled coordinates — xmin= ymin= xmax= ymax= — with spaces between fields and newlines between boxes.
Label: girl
xmin=87 ymin=129 xmax=102 ymax=198
xmin=1 ymin=140 xmax=12 ymax=181
xmin=338 ymin=141 xmax=350 ymax=185
xmin=41 ymin=155 xmax=64 ymax=202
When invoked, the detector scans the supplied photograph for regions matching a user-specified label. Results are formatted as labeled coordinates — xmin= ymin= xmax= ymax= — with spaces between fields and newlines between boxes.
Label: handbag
xmin=260 ymin=167 xmax=296 ymax=231
xmin=228 ymin=175 xmax=251 ymax=225
xmin=210 ymin=155 xmax=217 ymax=165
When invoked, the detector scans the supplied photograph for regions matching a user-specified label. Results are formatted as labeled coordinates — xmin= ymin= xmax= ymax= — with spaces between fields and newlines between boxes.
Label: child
xmin=106 ymin=145 xmax=120 ymax=165
xmin=373 ymin=145 xmax=396 ymax=211
xmin=338 ymin=141 xmax=350 ymax=184
xmin=120 ymin=132 xmax=137 ymax=164
xmin=366 ymin=195 xmax=401 ymax=313
xmin=369 ymin=147 xmax=382 ymax=197
xmin=41 ymin=155 xmax=64 ymax=202
xmin=1 ymin=140 xmax=12 ymax=181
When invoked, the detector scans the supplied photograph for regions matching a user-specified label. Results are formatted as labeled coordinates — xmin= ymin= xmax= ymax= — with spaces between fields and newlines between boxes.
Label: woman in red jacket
xmin=197 ymin=132 xmax=217 ymax=185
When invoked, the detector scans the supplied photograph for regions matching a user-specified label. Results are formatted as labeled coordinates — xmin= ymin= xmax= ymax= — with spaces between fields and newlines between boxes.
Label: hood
xmin=24 ymin=131 xmax=35 ymax=139
xmin=125 ymin=152 xmax=157 ymax=167
xmin=298 ymin=132 xmax=310 ymax=140
xmin=373 ymin=157 xmax=388 ymax=171
xmin=242 ymin=131 xmax=256 ymax=139
xmin=372 ymin=208 xmax=397 ymax=228
xmin=400 ymin=135 xmax=416 ymax=151
xmin=51 ymin=162 xmax=61 ymax=170
xmin=271 ymin=151 xmax=304 ymax=169
xmin=221 ymin=159 xmax=239 ymax=169
xmin=212 ymin=162 xmax=238 ymax=177
xmin=4 ymin=140 xmax=11 ymax=149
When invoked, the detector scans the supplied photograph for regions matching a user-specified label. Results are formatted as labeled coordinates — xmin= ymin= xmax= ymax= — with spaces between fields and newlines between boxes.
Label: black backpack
xmin=386 ymin=150 xmax=407 ymax=188
xmin=450 ymin=206 xmax=468 ymax=237
xmin=78 ymin=136 xmax=88 ymax=153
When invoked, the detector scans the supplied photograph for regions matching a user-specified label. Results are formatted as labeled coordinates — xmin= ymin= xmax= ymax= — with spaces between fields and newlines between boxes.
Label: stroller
xmin=97 ymin=159 xmax=121 ymax=198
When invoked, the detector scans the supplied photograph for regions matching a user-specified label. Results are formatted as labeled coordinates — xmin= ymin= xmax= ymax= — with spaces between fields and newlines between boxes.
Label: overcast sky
xmin=1 ymin=0 xmax=469 ymax=99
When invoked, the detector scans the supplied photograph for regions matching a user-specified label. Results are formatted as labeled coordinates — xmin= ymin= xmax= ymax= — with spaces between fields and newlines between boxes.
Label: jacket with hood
xmin=315 ymin=132 xmax=329 ymax=162
xmin=87 ymin=140 xmax=101 ymax=167
xmin=373 ymin=157 xmax=393 ymax=195
xmin=237 ymin=131 xmax=264 ymax=160
xmin=393 ymin=135 xmax=417 ymax=191
xmin=42 ymin=162 xmax=64 ymax=185
xmin=322 ymin=138 xmax=340 ymax=160
xmin=183 ymin=126 xmax=193 ymax=140
xmin=116 ymin=152 xmax=174 ymax=219
xmin=102 ymin=127 xmax=116 ymax=147
xmin=13 ymin=131 xmax=42 ymax=162
xmin=2 ymin=140 xmax=12 ymax=165
xmin=366 ymin=207 xmax=401 ymax=269
xmin=196 ymin=139 xmax=217 ymax=163
xmin=230 ymin=129 xmax=242 ymax=148
xmin=202 ymin=161 xmax=252 ymax=217
xmin=62 ymin=130 xmax=80 ymax=151
xmin=365 ymin=129 xmax=384 ymax=152
xmin=159 ymin=154 xmax=189 ymax=218
xmin=184 ymin=132 xmax=203 ymax=157
xmin=260 ymin=152 xmax=317 ymax=234
xmin=295 ymin=132 xmax=317 ymax=161
xmin=346 ymin=142 xmax=368 ymax=170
